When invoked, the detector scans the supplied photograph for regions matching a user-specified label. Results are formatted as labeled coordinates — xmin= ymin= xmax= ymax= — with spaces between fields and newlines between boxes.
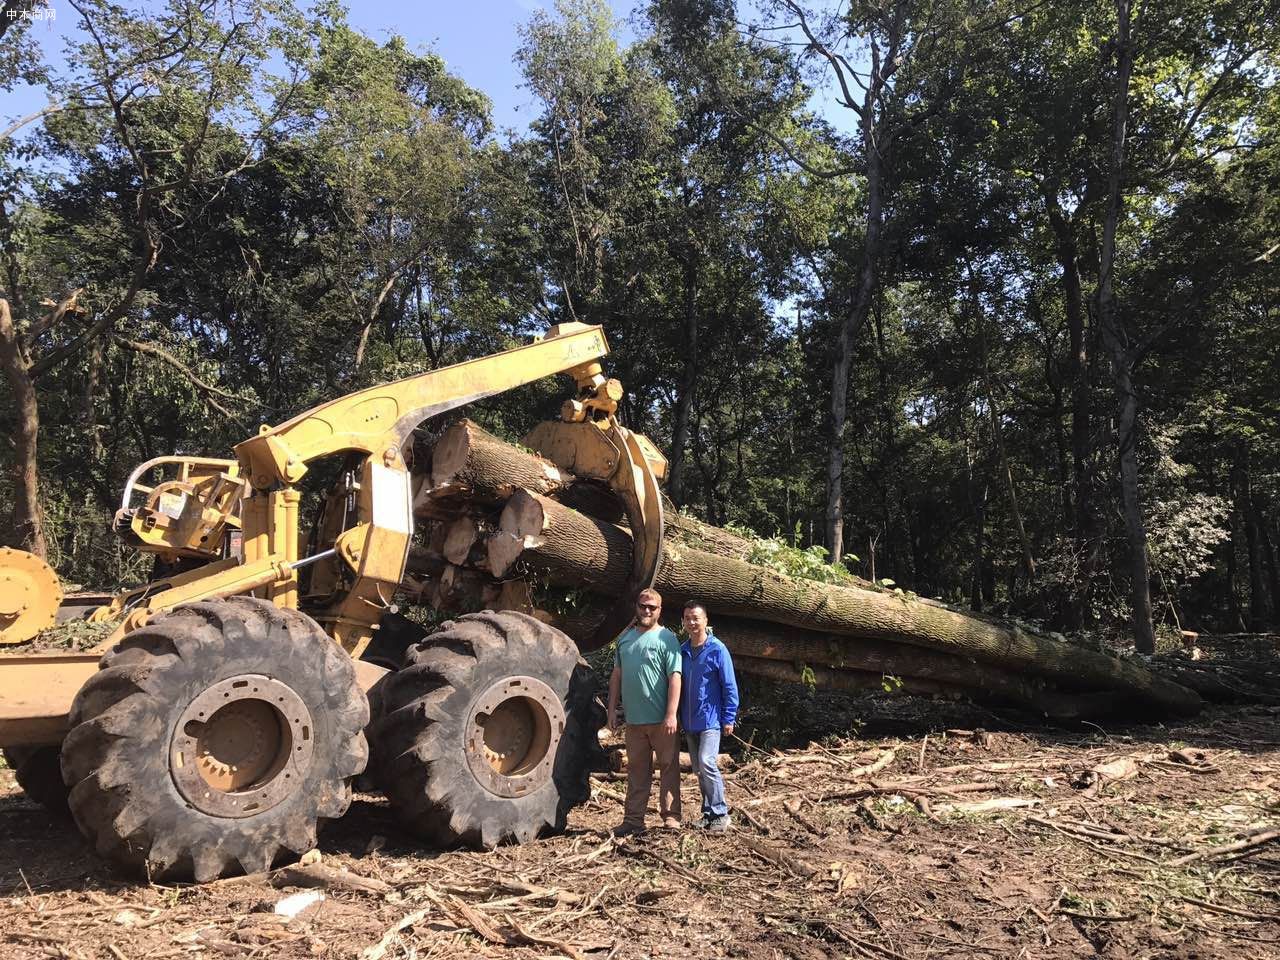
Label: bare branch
xmin=0 ymin=104 xmax=65 ymax=143
xmin=744 ymin=118 xmax=857 ymax=178
xmin=27 ymin=288 xmax=84 ymax=341
xmin=1251 ymin=242 xmax=1279 ymax=263
xmin=114 ymin=335 xmax=248 ymax=429
xmin=781 ymin=0 xmax=866 ymax=117
xmin=30 ymin=231 xmax=157 ymax=379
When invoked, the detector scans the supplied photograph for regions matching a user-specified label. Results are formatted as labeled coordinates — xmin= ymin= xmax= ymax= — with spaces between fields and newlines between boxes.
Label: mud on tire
xmin=373 ymin=610 xmax=603 ymax=848
xmin=61 ymin=597 xmax=368 ymax=882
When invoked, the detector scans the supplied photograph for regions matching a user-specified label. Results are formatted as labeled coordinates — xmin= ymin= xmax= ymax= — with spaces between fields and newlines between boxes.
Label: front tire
xmin=61 ymin=597 xmax=368 ymax=882
xmin=374 ymin=611 xmax=602 ymax=848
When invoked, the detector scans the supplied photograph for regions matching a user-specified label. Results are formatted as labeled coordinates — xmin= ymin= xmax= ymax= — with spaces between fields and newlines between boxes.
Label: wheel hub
xmin=0 ymin=547 xmax=62 ymax=644
xmin=170 ymin=674 xmax=314 ymax=818
xmin=465 ymin=676 xmax=564 ymax=799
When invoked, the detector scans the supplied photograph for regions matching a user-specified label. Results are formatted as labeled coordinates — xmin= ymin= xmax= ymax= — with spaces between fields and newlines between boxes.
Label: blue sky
xmin=2 ymin=0 xmax=856 ymax=152
xmin=1 ymin=0 xmax=642 ymax=136
xmin=343 ymin=0 xmax=641 ymax=133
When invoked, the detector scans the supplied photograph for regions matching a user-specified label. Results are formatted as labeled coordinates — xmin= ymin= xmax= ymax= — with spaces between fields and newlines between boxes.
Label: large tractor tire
xmin=3 ymin=746 xmax=71 ymax=818
xmin=373 ymin=610 xmax=603 ymax=848
xmin=61 ymin=597 xmax=368 ymax=882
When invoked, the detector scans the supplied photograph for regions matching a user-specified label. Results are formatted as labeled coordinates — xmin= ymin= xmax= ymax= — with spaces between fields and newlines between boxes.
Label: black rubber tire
xmin=60 ymin=597 xmax=368 ymax=882
xmin=361 ymin=611 xmax=428 ymax=672
xmin=3 ymin=746 xmax=71 ymax=818
xmin=355 ymin=612 xmax=429 ymax=793
xmin=373 ymin=610 xmax=604 ymax=848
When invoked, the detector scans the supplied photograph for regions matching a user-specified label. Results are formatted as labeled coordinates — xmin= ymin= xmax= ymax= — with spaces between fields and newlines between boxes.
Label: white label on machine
xmin=369 ymin=463 xmax=412 ymax=535
xmin=157 ymin=491 xmax=188 ymax=519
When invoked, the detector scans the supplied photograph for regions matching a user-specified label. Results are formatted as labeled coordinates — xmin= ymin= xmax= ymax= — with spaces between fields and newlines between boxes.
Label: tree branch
xmin=27 ymin=288 xmax=84 ymax=341
xmin=114 ymin=335 xmax=248 ymax=429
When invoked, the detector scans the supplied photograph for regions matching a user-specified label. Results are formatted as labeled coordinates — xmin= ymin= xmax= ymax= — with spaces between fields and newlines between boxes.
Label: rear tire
xmin=61 ymin=597 xmax=368 ymax=882
xmin=373 ymin=611 xmax=603 ymax=848
xmin=3 ymin=746 xmax=71 ymax=818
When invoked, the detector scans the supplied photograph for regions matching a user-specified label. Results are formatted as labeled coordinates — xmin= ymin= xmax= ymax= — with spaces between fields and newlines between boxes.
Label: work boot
xmin=612 ymin=822 xmax=646 ymax=838
xmin=707 ymin=814 xmax=731 ymax=834
xmin=662 ymin=816 xmax=682 ymax=831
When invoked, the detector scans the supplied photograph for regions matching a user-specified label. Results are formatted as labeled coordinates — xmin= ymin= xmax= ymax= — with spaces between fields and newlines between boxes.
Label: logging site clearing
xmin=2 ymin=684 xmax=1278 ymax=960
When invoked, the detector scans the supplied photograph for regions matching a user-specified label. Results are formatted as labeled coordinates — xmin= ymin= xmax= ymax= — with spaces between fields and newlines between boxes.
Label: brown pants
xmin=623 ymin=722 xmax=682 ymax=825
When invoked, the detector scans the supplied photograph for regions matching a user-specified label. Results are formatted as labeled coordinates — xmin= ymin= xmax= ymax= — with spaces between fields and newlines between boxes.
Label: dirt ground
xmin=2 ymin=691 xmax=1277 ymax=960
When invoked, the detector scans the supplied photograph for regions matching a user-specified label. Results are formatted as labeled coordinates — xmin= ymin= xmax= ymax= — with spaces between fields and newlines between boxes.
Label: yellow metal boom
xmin=83 ymin=322 xmax=662 ymax=656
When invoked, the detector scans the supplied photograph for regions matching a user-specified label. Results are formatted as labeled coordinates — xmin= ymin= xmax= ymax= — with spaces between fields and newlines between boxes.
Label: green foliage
xmin=0 ymin=0 xmax=1275 ymax=650
xmin=747 ymin=535 xmax=856 ymax=584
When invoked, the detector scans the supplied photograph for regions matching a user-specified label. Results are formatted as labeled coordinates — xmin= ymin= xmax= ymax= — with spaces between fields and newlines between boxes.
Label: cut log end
xmin=442 ymin=516 xmax=481 ymax=566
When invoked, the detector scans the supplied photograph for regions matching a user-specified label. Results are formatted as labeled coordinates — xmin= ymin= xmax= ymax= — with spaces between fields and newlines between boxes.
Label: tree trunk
xmin=442 ymin=515 xmax=486 ymax=567
xmin=428 ymin=419 xmax=571 ymax=503
xmin=1235 ymin=451 xmax=1269 ymax=631
xmin=83 ymin=336 xmax=104 ymax=463
xmin=0 ymin=298 xmax=45 ymax=557
xmin=667 ymin=250 xmax=698 ymax=505
xmin=714 ymin=617 xmax=1121 ymax=718
xmin=1044 ymin=189 xmax=1096 ymax=628
xmin=825 ymin=102 xmax=883 ymax=563
xmin=1259 ymin=514 xmax=1280 ymax=632
xmin=495 ymin=489 xmax=1200 ymax=715
xmin=967 ymin=442 xmax=987 ymax=612
xmin=735 ymin=655 xmax=957 ymax=700
xmin=1226 ymin=512 xmax=1245 ymax=632
xmin=1096 ymin=0 xmax=1155 ymax=654
xmin=985 ymin=382 xmax=1035 ymax=581
xmin=435 ymin=420 xmax=764 ymax=565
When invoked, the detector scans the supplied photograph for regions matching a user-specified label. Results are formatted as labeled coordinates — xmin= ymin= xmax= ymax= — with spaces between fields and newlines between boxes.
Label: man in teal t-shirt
xmin=607 ymin=587 xmax=682 ymax=834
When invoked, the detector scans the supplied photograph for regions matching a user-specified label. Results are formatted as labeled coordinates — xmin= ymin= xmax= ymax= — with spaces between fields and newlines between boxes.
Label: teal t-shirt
xmin=614 ymin=625 xmax=682 ymax=725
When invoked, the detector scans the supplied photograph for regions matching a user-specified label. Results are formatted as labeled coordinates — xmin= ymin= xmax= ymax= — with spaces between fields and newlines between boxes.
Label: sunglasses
xmin=636 ymin=603 xmax=659 ymax=611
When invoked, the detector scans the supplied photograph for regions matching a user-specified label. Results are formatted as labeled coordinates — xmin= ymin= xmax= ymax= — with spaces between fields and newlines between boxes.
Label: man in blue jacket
xmin=679 ymin=601 xmax=739 ymax=833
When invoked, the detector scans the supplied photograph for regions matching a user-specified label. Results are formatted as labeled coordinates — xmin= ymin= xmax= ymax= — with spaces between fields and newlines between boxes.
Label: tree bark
xmin=0 ymin=298 xmax=45 ymax=556
xmin=1235 ymin=451 xmax=1269 ymax=631
xmin=1095 ymin=0 xmax=1155 ymax=654
xmin=495 ymin=489 xmax=1200 ymax=715
xmin=734 ymin=655 xmax=958 ymax=700
xmin=667 ymin=250 xmax=699 ymax=505
xmin=825 ymin=110 xmax=881 ymax=563
xmin=429 ymin=419 xmax=572 ymax=503
xmin=713 ymin=617 xmax=1121 ymax=718
xmin=1044 ymin=187 xmax=1097 ymax=629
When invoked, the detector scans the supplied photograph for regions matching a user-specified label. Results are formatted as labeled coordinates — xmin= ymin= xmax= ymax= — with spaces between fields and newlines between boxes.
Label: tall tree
xmin=0 ymin=0 xmax=301 ymax=556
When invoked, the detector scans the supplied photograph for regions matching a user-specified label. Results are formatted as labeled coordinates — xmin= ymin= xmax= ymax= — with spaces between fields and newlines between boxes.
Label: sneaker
xmin=662 ymin=816 xmax=682 ymax=831
xmin=706 ymin=815 xmax=731 ymax=834
xmin=612 ymin=822 xmax=646 ymax=838
xmin=690 ymin=815 xmax=712 ymax=830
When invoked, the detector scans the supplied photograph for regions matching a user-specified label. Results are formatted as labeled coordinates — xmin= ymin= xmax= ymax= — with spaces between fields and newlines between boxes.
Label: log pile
xmin=400 ymin=419 xmax=1203 ymax=720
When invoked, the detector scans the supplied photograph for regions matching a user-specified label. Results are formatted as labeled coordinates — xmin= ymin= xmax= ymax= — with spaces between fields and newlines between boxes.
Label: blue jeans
xmin=685 ymin=728 xmax=727 ymax=818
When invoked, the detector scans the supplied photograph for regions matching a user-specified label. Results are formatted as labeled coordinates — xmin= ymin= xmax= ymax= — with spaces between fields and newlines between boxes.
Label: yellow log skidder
xmin=0 ymin=323 xmax=665 ymax=880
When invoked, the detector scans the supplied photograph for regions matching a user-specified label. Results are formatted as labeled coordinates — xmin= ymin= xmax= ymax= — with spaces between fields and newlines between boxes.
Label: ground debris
xmin=1 ymin=702 xmax=1278 ymax=958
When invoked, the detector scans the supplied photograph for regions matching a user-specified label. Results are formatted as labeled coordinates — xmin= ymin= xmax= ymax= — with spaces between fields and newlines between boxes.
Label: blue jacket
xmin=679 ymin=633 xmax=739 ymax=732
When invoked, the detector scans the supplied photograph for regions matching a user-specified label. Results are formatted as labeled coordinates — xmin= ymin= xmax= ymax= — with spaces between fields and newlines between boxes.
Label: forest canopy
xmin=0 ymin=0 xmax=1277 ymax=651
